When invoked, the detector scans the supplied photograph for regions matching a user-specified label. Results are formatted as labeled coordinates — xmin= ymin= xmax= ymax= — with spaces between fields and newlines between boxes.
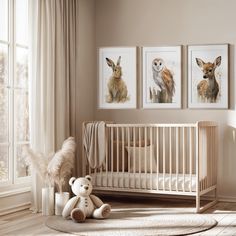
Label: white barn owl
xmin=151 ymin=58 xmax=175 ymax=103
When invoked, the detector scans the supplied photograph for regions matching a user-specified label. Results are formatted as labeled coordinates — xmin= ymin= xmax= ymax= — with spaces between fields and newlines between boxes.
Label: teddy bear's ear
xmin=69 ymin=177 xmax=76 ymax=186
xmin=85 ymin=175 xmax=92 ymax=182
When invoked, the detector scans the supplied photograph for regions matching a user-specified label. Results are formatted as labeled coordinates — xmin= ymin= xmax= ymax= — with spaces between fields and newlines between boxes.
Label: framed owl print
xmin=142 ymin=46 xmax=182 ymax=109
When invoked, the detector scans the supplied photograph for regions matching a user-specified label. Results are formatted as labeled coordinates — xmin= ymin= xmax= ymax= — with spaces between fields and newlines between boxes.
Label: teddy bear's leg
xmin=71 ymin=208 xmax=86 ymax=223
xmin=92 ymin=204 xmax=111 ymax=219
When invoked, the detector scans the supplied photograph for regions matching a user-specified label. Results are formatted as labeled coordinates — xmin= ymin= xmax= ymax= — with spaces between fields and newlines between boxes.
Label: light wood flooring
xmin=1 ymin=196 xmax=236 ymax=235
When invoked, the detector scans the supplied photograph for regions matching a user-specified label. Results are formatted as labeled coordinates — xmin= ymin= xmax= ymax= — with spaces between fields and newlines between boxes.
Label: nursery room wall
xmin=76 ymin=0 xmax=96 ymax=175
xmin=94 ymin=0 xmax=236 ymax=200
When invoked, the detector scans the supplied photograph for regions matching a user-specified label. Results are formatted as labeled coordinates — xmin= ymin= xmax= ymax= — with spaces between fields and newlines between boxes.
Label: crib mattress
xmin=91 ymin=172 xmax=196 ymax=192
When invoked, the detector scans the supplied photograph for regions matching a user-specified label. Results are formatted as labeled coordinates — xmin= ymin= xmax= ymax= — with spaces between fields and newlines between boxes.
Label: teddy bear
xmin=62 ymin=175 xmax=111 ymax=223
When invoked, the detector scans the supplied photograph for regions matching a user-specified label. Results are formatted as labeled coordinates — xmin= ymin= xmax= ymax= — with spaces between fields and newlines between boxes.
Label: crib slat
xmin=150 ymin=127 xmax=153 ymax=190
xmin=94 ymin=124 xmax=98 ymax=186
xmin=105 ymin=127 xmax=108 ymax=187
xmin=94 ymin=125 xmax=98 ymax=186
xmin=190 ymin=127 xmax=193 ymax=192
xmin=163 ymin=127 xmax=166 ymax=191
xmin=210 ymin=127 xmax=213 ymax=188
xmin=99 ymin=126 xmax=103 ymax=182
xmin=210 ymin=127 xmax=214 ymax=186
xmin=111 ymin=127 xmax=114 ymax=187
xmin=202 ymin=128 xmax=205 ymax=191
xmin=122 ymin=127 xmax=125 ymax=188
xmin=198 ymin=127 xmax=202 ymax=192
xmin=209 ymin=127 xmax=212 ymax=188
xmin=213 ymin=127 xmax=215 ymax=185
xmin=133 ymin=127 xmax=136 ymax=187
xmin=200 ymin=127 xmax=203 ymax=192
xmin=156 ymin=127 xmax=159 ymax=190
xmin=196 ymin=124 xmax=200 ymax=212
xmin=203 ymin=128 xmax=206 ymax=189
xmin=207 ymin=127 xmax=209 ymax=188
xmin=116 ymin=127 xmax=119 ymax=175
xmin=214 ymin=126 xmax=217 ymax=185
xmin=212 ymin=127 xmax=214 ymax=186
xmin=145 ymin=127 xmax=147 ymax=189
xmin=176 ymin=127 xmax=179 ymax=192
xmin=127 ymin=127 xmax=131 ymax=188
xmin=139 ymin=127 xmax=141 ymax=189
xmin=169 ymin=127 xmax=172 ymax=191
xmin=183 ymin=127 xmax=186 ymax=192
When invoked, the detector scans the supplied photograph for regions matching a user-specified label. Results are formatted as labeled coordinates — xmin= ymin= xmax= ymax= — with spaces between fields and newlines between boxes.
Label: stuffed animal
xmin=62 ymin=175 xmax=111 ymax=222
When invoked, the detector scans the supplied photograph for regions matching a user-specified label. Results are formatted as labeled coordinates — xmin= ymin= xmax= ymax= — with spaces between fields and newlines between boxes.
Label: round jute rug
xmin=45 ymin=209 xmax=217 ymax=236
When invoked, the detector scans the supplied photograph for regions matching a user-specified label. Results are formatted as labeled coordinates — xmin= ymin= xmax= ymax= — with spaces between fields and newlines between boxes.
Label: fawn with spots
xmin=196 ymin=56 xmax=221 ymax=103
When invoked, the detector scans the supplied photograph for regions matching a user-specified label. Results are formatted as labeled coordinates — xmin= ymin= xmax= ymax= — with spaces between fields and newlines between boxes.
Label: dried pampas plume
xmin=47 ymin=137 xmax=76 ymax=192
xmin=23 ymin=137 xmax=76 ymax=191
xmin=23 ymin=146 xmax=52 ymax=182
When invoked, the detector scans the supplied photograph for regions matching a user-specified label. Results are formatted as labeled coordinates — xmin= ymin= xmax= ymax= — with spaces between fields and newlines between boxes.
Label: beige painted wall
xmin=76 ymin=0 xmax=96 ymax=175
xmin=94 ymin=0 xmax=236 ymax=200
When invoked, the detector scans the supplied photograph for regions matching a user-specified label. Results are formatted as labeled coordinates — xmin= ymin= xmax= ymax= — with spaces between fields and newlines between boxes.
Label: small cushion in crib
xmin=125 ymin=144 xmax=157 ymax=173
xmin=112 ymin=140 xmax=150 ymax=172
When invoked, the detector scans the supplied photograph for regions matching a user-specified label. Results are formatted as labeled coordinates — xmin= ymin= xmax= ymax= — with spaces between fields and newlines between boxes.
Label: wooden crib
xmin=82 ymin=121 xmax=218 ymax=213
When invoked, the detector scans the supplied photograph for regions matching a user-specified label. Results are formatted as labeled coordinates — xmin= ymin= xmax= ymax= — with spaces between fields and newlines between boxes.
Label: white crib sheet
xmin=91 ymin=172 xmax=196 ymax=192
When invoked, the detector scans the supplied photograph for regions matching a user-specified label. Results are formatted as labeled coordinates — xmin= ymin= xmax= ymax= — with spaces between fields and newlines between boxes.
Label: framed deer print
xmin=188 ymin=44 xmax=229 ymax=109
xmin=98 ymin=47 xmax=137 ymax=109
xmin=142 ymin=46 xmax=182 ymax=109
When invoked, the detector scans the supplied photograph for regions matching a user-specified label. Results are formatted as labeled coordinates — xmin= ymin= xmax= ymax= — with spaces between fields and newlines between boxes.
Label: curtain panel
xmin=29 ymin=0 xmax=77 ymax=213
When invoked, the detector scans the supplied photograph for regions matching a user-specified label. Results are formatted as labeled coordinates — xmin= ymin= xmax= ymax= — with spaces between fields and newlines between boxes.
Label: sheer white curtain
xmin=29 ymin=0 xmax=77 ymax=212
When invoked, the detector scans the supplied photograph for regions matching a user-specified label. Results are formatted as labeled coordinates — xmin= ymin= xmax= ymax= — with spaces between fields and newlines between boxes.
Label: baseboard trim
xmin=218 ymin=196 xmax=236 ymax=203
xmin=0 ymin=202 xmax=31 ymax=216
xmin=0 ymin=187 xmax=31 ymax=198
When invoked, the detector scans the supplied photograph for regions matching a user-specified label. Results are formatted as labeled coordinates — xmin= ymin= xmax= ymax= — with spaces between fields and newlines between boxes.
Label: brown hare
xmin=105 ymin=56 xmax=128 ymax=103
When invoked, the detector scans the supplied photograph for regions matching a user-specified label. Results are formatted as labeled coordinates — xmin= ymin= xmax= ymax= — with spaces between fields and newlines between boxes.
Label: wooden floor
xmin=1 ymin=197 xmax=236 ymax=236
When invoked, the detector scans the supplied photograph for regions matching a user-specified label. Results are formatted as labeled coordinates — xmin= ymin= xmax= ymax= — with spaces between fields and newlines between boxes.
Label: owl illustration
xmin=151 ymin=58 xmax=175 ymax=103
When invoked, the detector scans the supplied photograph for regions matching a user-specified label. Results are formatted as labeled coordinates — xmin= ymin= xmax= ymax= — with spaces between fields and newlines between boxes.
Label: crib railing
xmin=83 ymin=121 xmax=218 ymax=197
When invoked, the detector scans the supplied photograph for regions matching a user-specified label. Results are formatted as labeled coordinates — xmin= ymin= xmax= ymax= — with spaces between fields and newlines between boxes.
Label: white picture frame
xmin=188 ymin=44 xmax=229 ymax=109
xmin=98 ymin=47 xmax=137 ymax=109
xmin=142 ymin=46 xmax=182 ymax=109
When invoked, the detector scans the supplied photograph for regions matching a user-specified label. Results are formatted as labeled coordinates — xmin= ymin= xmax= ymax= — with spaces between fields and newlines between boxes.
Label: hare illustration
xmin=105 ymin=56 xmax=128 ymax=103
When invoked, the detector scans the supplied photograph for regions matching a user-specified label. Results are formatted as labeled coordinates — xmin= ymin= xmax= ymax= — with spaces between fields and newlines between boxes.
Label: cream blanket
xmin=83 ymin=121 xmax=106 ymax=169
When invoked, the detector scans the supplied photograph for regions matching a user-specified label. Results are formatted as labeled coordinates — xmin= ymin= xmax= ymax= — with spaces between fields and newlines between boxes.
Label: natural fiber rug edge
xmin=45 ymin=212 xmax=218 ymax=236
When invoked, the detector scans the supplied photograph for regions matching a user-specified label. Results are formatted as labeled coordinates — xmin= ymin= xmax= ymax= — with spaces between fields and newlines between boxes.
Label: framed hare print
xmin=188 ymin=44 xmax=229 ymax=109
xmin=98 ymin=47 xmax=137 ymax=109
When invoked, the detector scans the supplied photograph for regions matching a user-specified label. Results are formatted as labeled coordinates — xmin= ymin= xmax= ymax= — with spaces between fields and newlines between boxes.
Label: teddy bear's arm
xmin=62 ymin=196 xmax=80 ymax=219
xmin=90 ymin=194 xmax=104 ymax=208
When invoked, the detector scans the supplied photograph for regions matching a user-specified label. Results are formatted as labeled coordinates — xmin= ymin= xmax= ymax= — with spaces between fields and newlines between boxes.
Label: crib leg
xmin=196 ymin=187 xmax=218 ymax=213
xmin=196 ymin=193 xmax=200 ymax=213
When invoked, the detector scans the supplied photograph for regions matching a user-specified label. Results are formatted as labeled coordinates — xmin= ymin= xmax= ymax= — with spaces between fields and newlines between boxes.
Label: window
xmin=0 ymin=0 xmax=30 ymax=188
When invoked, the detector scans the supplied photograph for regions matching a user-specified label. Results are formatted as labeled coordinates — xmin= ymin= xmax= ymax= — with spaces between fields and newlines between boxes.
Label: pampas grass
xmin=23 ymin=137 xmax=76 ymax=192
xmin=47 ymin=137 xmax=76 ymax=192
xmin=23 ymin=146 xmax=52 ymax=182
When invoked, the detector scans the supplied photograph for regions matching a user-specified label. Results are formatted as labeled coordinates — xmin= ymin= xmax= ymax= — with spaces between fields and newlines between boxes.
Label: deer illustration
xmin=196 ymin=56 xmax=221 ymax=103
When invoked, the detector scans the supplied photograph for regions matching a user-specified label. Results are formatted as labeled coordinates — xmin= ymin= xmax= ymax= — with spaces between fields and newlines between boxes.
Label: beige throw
xmin=83 ymin=121 xmax=106 ymax=169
